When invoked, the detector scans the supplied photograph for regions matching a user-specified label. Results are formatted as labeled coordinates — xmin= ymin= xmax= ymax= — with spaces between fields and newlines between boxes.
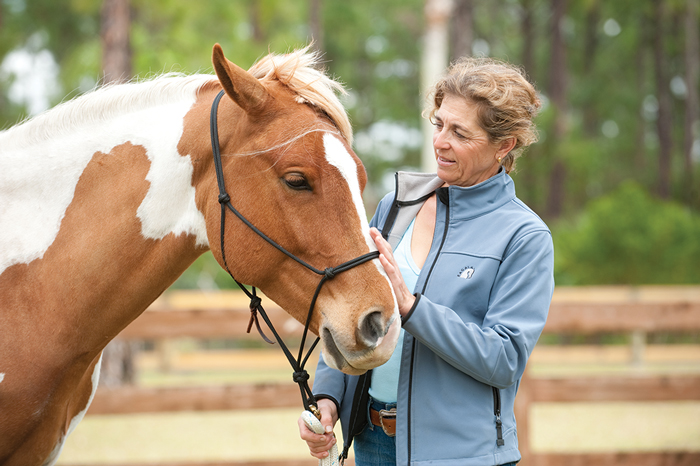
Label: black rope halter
xmin=209 ymin=89 xmax=379 ymax=416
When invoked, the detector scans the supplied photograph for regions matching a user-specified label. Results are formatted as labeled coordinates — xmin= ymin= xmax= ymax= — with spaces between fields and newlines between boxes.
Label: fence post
xmin=630 ymin=330 xmax=646 ymax=367
xmin=515 ymin=367 xmax=533 ymax=464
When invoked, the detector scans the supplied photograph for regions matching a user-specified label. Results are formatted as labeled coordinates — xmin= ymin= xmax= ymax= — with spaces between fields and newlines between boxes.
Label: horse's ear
xmin=212 ymin=43 xmax=269 ymax=115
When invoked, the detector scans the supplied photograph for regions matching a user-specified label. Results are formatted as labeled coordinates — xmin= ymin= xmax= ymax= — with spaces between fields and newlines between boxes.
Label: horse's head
xmin=191 ymin=45 xmax=399 ymax=375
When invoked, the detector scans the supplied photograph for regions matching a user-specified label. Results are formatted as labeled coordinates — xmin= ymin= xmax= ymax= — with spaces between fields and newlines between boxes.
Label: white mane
xmin=0 ymin=74 xmax=216 ymax=151
xmin=0 ymin=46 xmax=353 ymax=149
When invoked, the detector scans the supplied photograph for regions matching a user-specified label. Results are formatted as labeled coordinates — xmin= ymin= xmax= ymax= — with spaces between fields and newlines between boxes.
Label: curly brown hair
xmin=426 ymin=57 xmax=541 ymax=173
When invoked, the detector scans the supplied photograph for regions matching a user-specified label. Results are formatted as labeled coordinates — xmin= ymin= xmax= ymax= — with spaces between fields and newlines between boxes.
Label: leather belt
xmin=369 ymin=407 xmax=396 ymax=437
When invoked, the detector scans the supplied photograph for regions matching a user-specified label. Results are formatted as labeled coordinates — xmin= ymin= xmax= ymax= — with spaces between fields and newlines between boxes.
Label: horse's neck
xmin=0 ymin=97 xmax=209 ymax=354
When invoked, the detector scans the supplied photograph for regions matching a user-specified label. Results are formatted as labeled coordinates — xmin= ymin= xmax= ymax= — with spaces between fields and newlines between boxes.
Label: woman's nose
xmin=433 ymin=128 xmax=450 ymax=149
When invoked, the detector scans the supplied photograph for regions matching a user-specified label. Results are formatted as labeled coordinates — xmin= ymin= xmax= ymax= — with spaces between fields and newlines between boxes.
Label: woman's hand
xmin=297 ymin=398 xmax=338 ymax=459
xmin=370 ymin=227 xmax=416 ymax=317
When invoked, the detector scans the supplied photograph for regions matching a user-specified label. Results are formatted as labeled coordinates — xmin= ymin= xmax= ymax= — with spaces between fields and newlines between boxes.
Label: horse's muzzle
xmin=320 ymin=311 xmax=401 ymax=375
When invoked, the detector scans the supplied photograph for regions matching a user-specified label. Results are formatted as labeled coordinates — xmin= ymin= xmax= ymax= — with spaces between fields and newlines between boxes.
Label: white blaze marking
xmin=322 ymin=134 xmax=399 ymax=309
xmin=0 ymin=373 xmax=4 ymax=383
xmin=323 ymin=133 xmax=373 ymax=250
xmin=0 ymin=87 xmax=208 ymax=276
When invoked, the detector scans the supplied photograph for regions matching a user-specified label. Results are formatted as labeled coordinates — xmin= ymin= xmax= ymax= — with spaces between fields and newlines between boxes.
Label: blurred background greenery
xmin=2 ymin=0 xmax=699 ymax=288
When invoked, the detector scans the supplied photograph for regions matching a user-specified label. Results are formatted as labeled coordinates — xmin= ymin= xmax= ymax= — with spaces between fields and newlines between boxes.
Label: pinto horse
xmin=0 ymin=44 xmax=400 ymax=466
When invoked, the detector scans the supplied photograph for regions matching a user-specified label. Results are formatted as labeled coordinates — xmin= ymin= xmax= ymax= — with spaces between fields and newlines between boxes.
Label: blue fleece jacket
xmin=313 ymin=170 xmax=554 ymax=466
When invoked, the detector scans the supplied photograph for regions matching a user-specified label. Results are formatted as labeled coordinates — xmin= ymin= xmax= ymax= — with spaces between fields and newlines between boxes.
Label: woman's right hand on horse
xmin=298 ymin=398 xmax=338 ymax=459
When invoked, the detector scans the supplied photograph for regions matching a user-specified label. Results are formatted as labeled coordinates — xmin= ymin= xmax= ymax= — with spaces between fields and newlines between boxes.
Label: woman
xmin=299 ymin=56 xmax=554 ymax=466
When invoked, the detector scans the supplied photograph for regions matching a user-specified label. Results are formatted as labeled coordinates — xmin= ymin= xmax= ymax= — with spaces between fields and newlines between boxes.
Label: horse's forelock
xmin=248 ymin=46 xmax=353 ymax=146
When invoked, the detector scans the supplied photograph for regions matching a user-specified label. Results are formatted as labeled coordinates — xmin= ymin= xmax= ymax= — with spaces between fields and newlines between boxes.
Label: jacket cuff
xmin=401 ymin=293 xmax=421 ymax=325
xmin=313 ymin=394 xmax=340 ymax=414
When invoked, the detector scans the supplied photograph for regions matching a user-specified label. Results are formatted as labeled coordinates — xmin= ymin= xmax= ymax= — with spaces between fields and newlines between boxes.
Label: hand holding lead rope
xmin=301 ymin=410 xmax=339 ymax=466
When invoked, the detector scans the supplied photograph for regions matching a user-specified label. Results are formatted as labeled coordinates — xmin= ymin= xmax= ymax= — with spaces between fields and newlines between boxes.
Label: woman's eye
xmin=284 ymin=176 xmax=311 ymax=191
xmin=454 ymin=131 xmax=467 ymax=140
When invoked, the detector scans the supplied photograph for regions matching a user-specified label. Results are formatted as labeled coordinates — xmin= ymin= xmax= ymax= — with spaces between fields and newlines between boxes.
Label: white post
xmin=421 ymin=0 xmax=453 ymax=173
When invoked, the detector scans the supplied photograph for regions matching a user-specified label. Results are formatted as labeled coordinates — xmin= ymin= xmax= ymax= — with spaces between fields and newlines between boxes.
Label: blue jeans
xmin=353 ymin=398 xmax=396 ymax=466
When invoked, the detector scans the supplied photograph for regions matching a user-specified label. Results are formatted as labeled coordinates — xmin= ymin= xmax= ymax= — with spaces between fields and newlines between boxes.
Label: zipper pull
xmin=492 ymin=386 xmax=505 ymax=446
xmin=495 ymin=413 xmax=505 ymax=446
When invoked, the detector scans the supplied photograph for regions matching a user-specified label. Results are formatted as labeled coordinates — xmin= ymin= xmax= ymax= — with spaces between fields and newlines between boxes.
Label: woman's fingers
xmin=370 ymin=228 xmax=416 ymax=316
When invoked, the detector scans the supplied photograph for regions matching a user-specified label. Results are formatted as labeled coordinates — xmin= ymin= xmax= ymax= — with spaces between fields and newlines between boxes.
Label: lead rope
xmin=210 ymin=90 xmax=377 ymax=464
xmin=301 ymin=410 xmax=340 ymax=466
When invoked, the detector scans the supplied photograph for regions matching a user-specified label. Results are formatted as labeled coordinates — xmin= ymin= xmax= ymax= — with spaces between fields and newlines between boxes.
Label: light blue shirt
xmin=369 ymin=218 xmax=420 ymax=403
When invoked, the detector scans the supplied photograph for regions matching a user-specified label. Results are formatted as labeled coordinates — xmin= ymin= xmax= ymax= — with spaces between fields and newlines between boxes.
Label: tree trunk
xmin=582 ymin=0 xmax=600 ymax=136
xmin=521 ymin=0 xmax=535 ymax=81
xmin=101 ymin=0 xmax=132 ymax=84
xmin=309 ymin=0 xmax=324 ymax=53
xmin=100 ymin=0 xmax=135 ymax=387
xmin=684 ymin=0 xmax=699 ymax=204
xmin=634 ymin=10 xmax=650 ymax=173
xmin=249 ymin=0 xmax=264 ymax=43
xmin=653 ymin=0 xmax=673 ymax=199
xmin=546 ymin=0 xmax=568 ymax=219
xmin=421 ymin=0 xmax=453 ymax=173
xmin=450 ymin=0 xmax=474 ymax=61
xmin=99 ymin=339 xmax=136 ymax=388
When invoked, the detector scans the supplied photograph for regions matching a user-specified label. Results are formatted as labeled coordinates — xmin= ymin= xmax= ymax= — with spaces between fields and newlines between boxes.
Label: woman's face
xmin=432 ymin=94 xmax=512 ymax=187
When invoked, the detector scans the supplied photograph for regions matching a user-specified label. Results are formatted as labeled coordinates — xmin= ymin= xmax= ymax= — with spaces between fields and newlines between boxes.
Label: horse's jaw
xmin=319 ymin=310 xmax=401 ymax=375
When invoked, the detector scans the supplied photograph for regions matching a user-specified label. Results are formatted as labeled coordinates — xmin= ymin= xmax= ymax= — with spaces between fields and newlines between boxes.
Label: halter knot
xmin=249 ymin=296 xmax=262 ymax=311
xmin=293 ymin=370 xmax=310 ymax=384
xmin=323 ymin=267 xmax=336 ymax=280
xmin=218 ymin=193 xmax=231 ymax=204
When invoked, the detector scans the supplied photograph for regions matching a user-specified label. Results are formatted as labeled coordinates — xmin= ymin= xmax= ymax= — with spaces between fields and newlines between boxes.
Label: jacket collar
xmin=396 ymin=169 xmax=515 ymax=220
xmin=438 ymin=169 xmax=516 ymax=220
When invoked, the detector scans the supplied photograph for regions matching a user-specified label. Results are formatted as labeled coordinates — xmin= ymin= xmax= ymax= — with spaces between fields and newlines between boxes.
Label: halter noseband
xmin=209 ymin=89 xmax=379 ymax=415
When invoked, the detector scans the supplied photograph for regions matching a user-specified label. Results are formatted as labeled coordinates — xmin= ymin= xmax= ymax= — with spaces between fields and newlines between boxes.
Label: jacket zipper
xmin=407 ymin=188 xmax=451 ymax=464
xmin=492 ymin=386 xmax=505 ymax=446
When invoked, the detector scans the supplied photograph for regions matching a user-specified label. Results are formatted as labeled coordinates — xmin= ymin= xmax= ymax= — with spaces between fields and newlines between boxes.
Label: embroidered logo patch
xmin=458 ymin=266 xmax=475 ymax=279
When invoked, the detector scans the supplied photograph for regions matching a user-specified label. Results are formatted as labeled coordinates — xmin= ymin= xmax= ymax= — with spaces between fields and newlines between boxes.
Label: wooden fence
xmin=83 ymin=286 xmax=700 ymax=466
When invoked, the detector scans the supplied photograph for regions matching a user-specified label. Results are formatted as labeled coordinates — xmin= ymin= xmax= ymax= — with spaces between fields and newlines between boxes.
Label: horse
xmin=0 ymin=44 xmax=400 ymax=466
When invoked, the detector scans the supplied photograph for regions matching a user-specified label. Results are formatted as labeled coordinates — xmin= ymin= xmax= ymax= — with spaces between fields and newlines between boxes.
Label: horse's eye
xmin=284 ymin=175 xmax=311 ymax=191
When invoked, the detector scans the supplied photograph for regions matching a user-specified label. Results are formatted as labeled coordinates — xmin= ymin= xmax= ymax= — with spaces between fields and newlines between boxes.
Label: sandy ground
xmin=56 ymin=344 xmax=700 ymax=464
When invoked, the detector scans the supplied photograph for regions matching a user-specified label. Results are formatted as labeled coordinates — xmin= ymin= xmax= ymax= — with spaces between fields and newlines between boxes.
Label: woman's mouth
xmin=437 ymin=155 xmax=455 ymax=166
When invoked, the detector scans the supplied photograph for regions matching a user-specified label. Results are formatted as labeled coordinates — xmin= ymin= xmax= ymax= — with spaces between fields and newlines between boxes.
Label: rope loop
xmin=292 ymin=370 xmax=310 ymax=384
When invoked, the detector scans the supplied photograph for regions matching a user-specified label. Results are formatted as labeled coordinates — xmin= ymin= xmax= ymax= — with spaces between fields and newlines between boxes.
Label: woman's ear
xmin=496 ymin=137 xmax=517 ymax=160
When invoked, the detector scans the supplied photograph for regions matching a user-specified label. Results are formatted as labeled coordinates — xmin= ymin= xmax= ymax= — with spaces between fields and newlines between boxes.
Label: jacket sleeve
xmin=312 ymin=351 xmax=347 ymax=409
xmin=402 ymin=229 xmax=554 ymax=389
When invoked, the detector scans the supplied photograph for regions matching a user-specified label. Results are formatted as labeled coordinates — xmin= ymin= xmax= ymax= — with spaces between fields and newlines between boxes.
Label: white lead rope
xmin=301 ymin=410 xmax=340 ymax=466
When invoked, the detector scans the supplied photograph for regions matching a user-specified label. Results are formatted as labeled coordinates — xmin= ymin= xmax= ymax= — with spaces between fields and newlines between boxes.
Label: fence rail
xmin=87 ymin=286 xmax=700 ymax=466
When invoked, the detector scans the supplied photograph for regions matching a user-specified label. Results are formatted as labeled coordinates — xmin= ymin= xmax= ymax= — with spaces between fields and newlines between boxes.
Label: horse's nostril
xmin=356 ymin=310 xmax=384 ymax=347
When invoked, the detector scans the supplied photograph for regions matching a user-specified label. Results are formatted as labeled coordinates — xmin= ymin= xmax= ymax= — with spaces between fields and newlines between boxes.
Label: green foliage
xmin=553 ymin=181 xmax=700 ymax=285
xmin=3 ymin=0 xmax=700 ymax=288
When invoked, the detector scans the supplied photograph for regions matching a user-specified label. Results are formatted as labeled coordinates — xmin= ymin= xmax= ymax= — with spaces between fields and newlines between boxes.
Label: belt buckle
xmin=378 ymin=407 xmax=396 ymax=437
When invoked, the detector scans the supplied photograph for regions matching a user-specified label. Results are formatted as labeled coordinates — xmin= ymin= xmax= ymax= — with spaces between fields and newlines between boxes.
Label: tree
xmin=421 ymin=0 xmax=452 ymax=172
xmin=545 ymin=0 xmax=568 ymax=219
xmin=653 ymin=0 xmax=673 ymax=199
xmin=581 ymin=0 xmax=600 ymax=136
xmin=98 ymin=0 xmax=135 ymax=387
xmin=684 ymin=0 xmax=699 ymax=205
xmin=308 ymin=0 xmax=324 ymax=52
xmin=101 ymin=0 xmax=131 ymax=83
xmin=520 ymin=0 xmax=536 ymax=79
xmin=450 ymin=0 xmax=474 ymax=61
